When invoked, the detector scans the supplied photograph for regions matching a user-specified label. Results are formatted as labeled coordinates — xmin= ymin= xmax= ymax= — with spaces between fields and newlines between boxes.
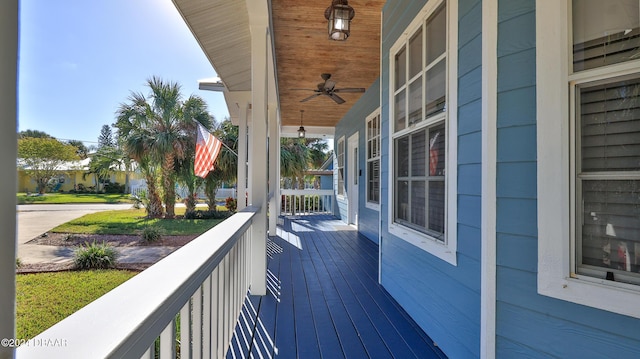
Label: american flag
xmin=194 ymin=123 xmax=223 ymax=178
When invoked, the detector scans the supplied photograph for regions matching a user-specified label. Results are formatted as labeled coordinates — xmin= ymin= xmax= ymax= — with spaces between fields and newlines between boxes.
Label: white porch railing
xmin=17 ymin=207 xmax=260 ymax=359
xmin=280 ymin=189 xmax=334 ymax=216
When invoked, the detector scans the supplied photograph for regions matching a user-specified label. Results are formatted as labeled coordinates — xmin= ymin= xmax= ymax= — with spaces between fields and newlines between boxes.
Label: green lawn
xmin=16 ymin=270 xmax=137 ymax=339
xmin=52 ymin=208 xmax=226 ymax=235
xmin=17 ymin=193 xmax=133 ymax=204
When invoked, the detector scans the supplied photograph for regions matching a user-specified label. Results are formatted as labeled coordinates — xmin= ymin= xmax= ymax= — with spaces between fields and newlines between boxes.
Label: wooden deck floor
xmin=227 ymin=215 xmax=447 ymax=359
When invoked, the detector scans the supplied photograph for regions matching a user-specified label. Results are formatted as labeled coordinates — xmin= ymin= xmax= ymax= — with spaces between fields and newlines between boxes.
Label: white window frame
xmin=366 ymin=108 xmax=381 ymax=210
xmin=537 ymin=0 xmax=640 ymax=319
xmin=387 ymin=0 xmax=458 ymax=265
xmin=336 ymin=136 xmax=345 ymax=198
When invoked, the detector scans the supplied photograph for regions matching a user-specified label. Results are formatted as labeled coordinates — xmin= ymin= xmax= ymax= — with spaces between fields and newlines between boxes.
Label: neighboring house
xmin=17 ymin=157 xmax=138 ymax=193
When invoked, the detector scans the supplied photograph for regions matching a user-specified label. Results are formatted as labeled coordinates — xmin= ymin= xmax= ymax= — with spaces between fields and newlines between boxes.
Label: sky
xmin=18 ymin=0 xmax=230 ymax=146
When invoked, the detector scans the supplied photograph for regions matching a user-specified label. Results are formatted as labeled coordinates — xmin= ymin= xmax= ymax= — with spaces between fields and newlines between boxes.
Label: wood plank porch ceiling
xmin=272 ymin=0 xmax=385 ymax=128
xmin=173 ymin=0 xmax=384 ymax=129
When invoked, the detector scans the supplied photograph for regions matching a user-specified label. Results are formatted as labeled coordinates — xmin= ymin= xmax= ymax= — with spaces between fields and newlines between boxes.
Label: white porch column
xmin=268 ymin=106 xmax=279 ymax=234
xmin=247 ymin=19 xmax=269 ymax=296
xmin=481 ymin=0 xmax=498 ymax=358
xmin=0 ymin=1 xmax=18 ymax=358
xmin=237 ymin=103 xmax=249 ymax=211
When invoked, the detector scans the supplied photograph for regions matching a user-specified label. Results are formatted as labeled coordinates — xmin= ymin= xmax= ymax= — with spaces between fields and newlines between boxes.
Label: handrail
xmin=17 ymin=206 xmax=259 ymax=359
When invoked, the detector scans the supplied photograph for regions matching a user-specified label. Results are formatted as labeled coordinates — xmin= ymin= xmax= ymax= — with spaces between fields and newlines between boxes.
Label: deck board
xmin=228 ymin=215 xmax=447 ymax=359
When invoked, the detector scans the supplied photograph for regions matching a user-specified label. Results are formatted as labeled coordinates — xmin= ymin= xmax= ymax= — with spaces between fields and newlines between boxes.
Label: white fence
xmin=130 ymin=185 xmax=237 ymax=201
xmin=17 ymin=207 xmax=259 ymax=359
xmin=280 ymin=189 xmax=334 ymax=216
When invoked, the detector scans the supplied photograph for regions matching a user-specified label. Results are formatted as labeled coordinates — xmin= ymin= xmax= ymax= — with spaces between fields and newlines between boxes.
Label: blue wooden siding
xmin=334 ymin=79 xmax=381 ymax=244
xmin=495 ymin=1 xmax=640 ymax=357
xmin=378 ymin=0 xmax=482 ymax=357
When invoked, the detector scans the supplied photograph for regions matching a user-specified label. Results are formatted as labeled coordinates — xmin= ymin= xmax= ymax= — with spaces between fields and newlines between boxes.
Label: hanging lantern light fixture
xmin=298 ymin=110 xmax=306 ymax=138
xmin=324 ymin=0 xmax=355 ymax=41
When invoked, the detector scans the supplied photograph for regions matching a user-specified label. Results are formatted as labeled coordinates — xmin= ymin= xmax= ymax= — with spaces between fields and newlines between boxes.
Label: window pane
xmin=426 ymin=59 xmax=446 ymax=117
xmin=395 ymin=90 xmax=406 ymax=131
xmin=579 ymin=180 xmax=640 ymax=285
xmin=395 ymin=47 xmax=406 ymax=90
xmin=368 ymin=160 xmax=380 ymax=204
xmin=412 ymin=181 xmax=426 ymax=228
xmin=396 ymin=136 xmax=409 ymax=177
xmin=411 ymin=130 xmax=426 ymax=176
xmin=426 ymin=3 xmax=447 ymax=64
xmin=573 ymin=0 xmax=640 ymax=71
xmin=409 ymin=29 xmax=423 ymax=78
xmin=428 ymin=180 xmax=445 ymax=236
xmin=579 ymin=74 xmax=640 ymax=172
xmin=408 ymin=78 xmax=423 ymax=125
xmin=396 ymin=180 xmax=409 ymax=221
xmin=429 ymin=123 xmax=446 ymax=176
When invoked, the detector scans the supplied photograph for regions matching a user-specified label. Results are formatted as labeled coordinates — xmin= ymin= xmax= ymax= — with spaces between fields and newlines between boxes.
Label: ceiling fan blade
xmin=300 ymin=93 xmax=322 ymax=102
xmin=329 ymin=93 xmax=346 ymax=104
xmin=333 ymin=88 xmax=366 ymax=93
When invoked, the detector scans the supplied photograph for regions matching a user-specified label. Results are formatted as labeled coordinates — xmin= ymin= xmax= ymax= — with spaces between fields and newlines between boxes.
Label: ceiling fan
xmin=292 ymin=73 xmax=365 ymax=104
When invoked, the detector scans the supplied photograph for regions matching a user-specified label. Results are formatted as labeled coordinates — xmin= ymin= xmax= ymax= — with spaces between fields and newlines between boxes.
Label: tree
xmin=18 ymin=129 xmax=52 ymax=139
xmin=18 ymin=137 xmax=79 ymax=194
xmin=87 ymin=145 xmax=124 ymax=192
xmin=115 ymin=76 xmax=213 ymax=218
xmin=98 ymin=124 xmax=115 ymax=149
xmin=307 ymin=139 xmax=330 ymax=169
xmin=280 ymin=138 xmax=331 ymax=189
xmin=67 ymin=140 xmax=90 ymax=159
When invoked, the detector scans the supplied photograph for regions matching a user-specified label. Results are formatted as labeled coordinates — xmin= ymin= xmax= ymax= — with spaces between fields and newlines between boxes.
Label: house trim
xmin=481 ymin=0 xmax=497 ymax=357
xmin=386 ymin=0 xmax=458 ymax=266
xmin=536 ymin=0 xmax=640 ymax=319
xmin=365 ymin=108 xmax=381 ymax=211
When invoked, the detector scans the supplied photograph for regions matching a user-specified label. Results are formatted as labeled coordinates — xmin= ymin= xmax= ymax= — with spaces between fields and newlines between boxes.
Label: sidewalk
xmin=17 ymin=204 xmax=179 ymax=265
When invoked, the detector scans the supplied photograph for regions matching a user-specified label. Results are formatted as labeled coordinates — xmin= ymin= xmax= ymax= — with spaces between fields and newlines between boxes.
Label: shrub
xmin=225 ymin=197 xmax=237 ymax=213
xmin=141 ymin=226 xmax=163 ymax=242
xmin=184 ymin=210 xmax=230 ymax=220
xmin=74 ymin=241 xmax=118 ymax=270
xmin=104 ymin=181 xmax=125 ymax=194
xmin=16 ymin=257 xmax=22 ymax=269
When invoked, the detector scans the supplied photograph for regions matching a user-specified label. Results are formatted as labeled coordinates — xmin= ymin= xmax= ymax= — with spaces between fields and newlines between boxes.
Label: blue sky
xmin=18 ymin=0 xmax=229 ymax=146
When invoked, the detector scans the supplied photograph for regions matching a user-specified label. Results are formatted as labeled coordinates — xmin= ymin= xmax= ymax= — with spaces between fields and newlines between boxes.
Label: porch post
xmin=247 ymin=21 xmax=269 ymax=296
xmin=237 ymin=103 xmax=249 ymax=211
xmin=0 ymin=1 xmax=18 ymax=358
xmin=268 ymin=106 xmax=279 ymax=234
xmin=481 ymin=0 xmax=498 ymax=357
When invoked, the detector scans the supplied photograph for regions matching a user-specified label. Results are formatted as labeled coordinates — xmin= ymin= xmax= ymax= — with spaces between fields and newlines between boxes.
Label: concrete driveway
xmin=16 ymin=203 xmax=134 ymax=263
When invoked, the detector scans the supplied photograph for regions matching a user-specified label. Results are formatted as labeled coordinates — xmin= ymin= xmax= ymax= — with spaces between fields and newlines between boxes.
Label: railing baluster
xmin=192 ymin=286 xmax=203 ymax=359
xmin=217 ymin=256 xmax=226 ymax=359
xmin=159 ymin=319 xmax=175 ymax=358
xmin=202 ymin=275 xmax=212 ymax=358
xmin=180 ymin=301 xmax=191 ymax=359
xmin=224 ymin=254 xmax=232 ymax=352
xmin=141 ymin=346 xmax=152 ymax=359
xmin=210 ymin=267 xmax=219 ymax=356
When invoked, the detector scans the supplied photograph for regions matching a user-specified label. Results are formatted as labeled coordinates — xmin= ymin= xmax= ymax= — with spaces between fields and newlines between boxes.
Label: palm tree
xmin=280 ymin=138 xmax=310 ymax=189
xmin=115 ymin=93 xmax=164 ymax=217
xmin=115 ymin=76 xmax=212 ymax=217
